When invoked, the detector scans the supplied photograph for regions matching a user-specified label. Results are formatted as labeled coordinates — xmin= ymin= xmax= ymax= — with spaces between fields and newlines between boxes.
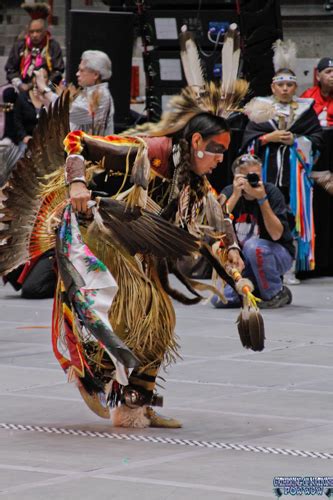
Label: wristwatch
xmin=257 ymin=195 xmax=268 ymax=206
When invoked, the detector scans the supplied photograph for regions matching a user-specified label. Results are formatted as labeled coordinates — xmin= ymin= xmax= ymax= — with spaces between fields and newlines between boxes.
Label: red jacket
xmin=301 ymin=86 xmax=333 ymax=127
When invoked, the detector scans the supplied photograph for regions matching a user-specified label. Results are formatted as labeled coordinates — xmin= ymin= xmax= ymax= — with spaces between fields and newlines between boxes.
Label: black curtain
xmin=239 ymin=0 xmax=282 ymax=97
xmin=309 ymin=128 xmax=333 ymax=276
xmin=66 ymin=10 xmax=134 ymax=129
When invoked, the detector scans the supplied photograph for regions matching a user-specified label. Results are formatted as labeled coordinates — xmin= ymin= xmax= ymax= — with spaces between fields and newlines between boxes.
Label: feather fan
xmin=243 ymin=98 xmax=276 ymax=123
xmin=89 ymin=197 xmax=200 ymax=259
xmin=0 ymin=91 xmax=70 ymax=275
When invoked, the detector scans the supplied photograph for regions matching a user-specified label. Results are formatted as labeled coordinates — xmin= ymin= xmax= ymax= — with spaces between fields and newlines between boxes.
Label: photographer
xmin=212 ymin=154 xmax=294 ymax=309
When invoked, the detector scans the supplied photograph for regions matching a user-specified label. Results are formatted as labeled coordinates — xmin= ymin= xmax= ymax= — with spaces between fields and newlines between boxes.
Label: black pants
xmin=21 ymin=250 xmax=56 ymax=299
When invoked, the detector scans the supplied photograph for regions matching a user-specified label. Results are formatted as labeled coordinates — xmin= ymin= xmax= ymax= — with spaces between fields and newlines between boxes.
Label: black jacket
xmin=241 ymin=103 xmax=324 ymax=189
xmin=5 ymin=37 xmax=64 ymax=84
xmin=13 ymin=91 xmax=39 ymax=142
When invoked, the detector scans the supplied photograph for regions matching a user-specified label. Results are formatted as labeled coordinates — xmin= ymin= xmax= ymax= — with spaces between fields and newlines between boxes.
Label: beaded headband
xmin=272 ymin=74 xmax=297 ymax=84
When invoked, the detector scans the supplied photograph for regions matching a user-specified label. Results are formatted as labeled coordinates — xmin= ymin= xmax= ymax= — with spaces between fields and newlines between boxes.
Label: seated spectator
xmin=0 ymin=84 xmax=19 ymax=186
xmin=0 ymin=84 xmax=17 ymax=143
xmin=13 ymin=67 xmax=51 ymax=152
xmin=37 ymin=50 xmax=114 ymax=136
xmin=3 ymin=249 xmax=56 ymax=299
xmin=2 ymin=67 xmax=57 ymax=299
xmin=211 ymin=154 xmax=294 ymax=309
xmin=5 ymin=2 xmax=64 ymax=93
xmin=301 ymin=58 xmax=333 ymax=127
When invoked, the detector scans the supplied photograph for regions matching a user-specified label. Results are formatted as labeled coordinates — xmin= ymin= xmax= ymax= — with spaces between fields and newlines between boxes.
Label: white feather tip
xmin=272 ymin=39 xmax=297 ymax=73
xmin=243 ymin=99 xmax=276 ymax=123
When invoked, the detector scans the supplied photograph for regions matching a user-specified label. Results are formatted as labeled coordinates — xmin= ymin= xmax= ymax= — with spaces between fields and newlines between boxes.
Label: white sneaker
xmin=283 ymin=270 xmax=300 ymax=285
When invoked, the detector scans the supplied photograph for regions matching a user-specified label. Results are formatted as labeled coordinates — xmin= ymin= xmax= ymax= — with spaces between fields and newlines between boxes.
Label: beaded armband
xmin=65 ymin=154 xmax=86 ymax=185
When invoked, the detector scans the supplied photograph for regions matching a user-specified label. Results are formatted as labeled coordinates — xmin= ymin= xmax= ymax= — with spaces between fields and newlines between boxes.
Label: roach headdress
xmin=21 ymin=2 xmax=50 ymax=20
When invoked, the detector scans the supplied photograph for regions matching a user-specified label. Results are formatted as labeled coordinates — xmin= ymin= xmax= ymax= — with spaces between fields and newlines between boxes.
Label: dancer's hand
xmin=69 ymin=182 xmax=91 ymax=213
xmin=228 ymin=249 xmax=245 ymax=272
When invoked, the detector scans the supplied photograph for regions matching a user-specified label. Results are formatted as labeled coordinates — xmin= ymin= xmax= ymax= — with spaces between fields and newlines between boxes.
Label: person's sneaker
xmin=283 ymin=270 xmax=300 ymax=285
xmin=259 ymin=286 xmax=292 ymax=309
xmin=211 ymin=294 xmax=241 ymax=309
xmin=284 ymin=285 xmax=293 ymax=305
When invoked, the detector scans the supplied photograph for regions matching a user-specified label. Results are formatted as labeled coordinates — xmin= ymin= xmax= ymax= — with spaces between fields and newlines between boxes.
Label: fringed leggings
xmin=83 ymin=230 xmax=178 ymax=398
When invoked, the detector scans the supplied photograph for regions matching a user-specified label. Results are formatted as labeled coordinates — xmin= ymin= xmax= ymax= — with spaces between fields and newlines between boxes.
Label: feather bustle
xmin=0 ymin=91 xmax=70 ymax=275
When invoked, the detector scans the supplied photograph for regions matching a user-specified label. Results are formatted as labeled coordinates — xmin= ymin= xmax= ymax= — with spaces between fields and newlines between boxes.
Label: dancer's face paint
xmin=191 ymin=132 xmax=231 ymax=176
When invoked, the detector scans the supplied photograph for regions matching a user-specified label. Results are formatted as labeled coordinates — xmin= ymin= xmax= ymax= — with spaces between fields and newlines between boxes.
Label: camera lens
xmin=246 ymin=172 xmax=260 ymax=187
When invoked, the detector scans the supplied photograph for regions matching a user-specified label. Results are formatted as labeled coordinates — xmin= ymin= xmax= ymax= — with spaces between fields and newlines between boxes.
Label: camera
xmin=246 ymin=172 xmax=260 ymax=187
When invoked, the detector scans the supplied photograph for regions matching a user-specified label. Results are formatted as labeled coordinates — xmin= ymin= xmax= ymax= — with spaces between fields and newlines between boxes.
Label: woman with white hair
xmin=70 ymin=50 xmax=114 ymax=135
xmin=35 ymin=49 xmax=114 ymax=135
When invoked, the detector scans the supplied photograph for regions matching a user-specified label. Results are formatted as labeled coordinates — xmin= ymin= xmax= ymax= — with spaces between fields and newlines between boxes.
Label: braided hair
xmin=172 ymin=112 xmax=230 ymax=205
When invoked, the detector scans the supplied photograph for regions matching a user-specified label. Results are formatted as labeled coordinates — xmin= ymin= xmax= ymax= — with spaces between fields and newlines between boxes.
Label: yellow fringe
xmin=244 ymin=291 xmax=261 ymax=309
xmin=124 ymin=185 xmax=148 ymax=209
xmin=83 ymin=229 xmax=178 ymax=370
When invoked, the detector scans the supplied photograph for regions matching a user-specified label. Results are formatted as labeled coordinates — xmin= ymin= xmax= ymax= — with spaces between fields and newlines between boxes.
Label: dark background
xmin=66 ymin=10 xmax=134 ymax=130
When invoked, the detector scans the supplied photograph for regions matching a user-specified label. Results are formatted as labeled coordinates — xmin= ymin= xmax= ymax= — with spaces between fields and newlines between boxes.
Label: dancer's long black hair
xmin=169 ymin=112 xmax=230 ymax=213
xmin=158 ymin=113 xmax=232 ymax=304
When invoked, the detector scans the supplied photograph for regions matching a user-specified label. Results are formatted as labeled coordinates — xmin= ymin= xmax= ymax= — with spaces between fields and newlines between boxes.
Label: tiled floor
xmin=0 ymin=277 xmax=332 ymax=499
